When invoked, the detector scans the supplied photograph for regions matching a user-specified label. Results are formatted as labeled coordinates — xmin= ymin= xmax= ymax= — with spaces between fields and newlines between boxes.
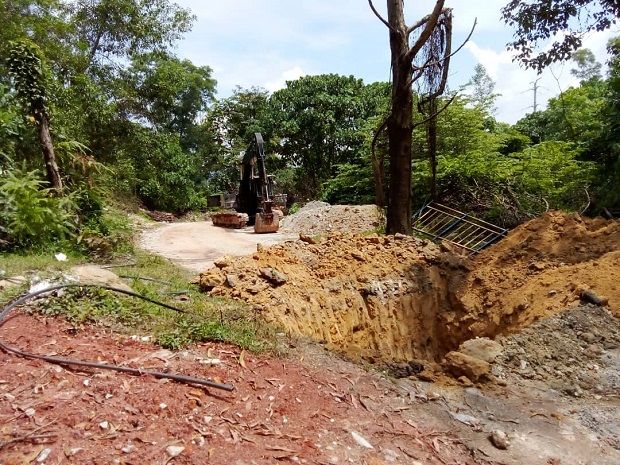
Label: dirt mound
xmin=199 ymin=212 xmax=620 ymax=366
xmin=495 ymin=305 xmax=620 ymax=397
xmin=200 ymin=234 xmax=469 ymax=362
xmin=281 ymin=202 xmax=383 ymax=235
xmin=457 ymin=212 xmax=620 ymax=339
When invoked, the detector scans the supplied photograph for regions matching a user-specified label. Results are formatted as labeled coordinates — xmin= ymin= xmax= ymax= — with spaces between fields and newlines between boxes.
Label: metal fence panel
xmin=413 ymin=203 xmax=507 ymax=253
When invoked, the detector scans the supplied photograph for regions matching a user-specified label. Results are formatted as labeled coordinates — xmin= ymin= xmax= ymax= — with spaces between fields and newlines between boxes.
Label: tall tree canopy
xmin=502 ymin=0 xmax=620 ymax=71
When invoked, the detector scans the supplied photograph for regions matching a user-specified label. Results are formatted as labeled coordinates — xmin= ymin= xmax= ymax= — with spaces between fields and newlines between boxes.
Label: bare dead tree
xmin=368 ymin=0 xmax=474 ymax=234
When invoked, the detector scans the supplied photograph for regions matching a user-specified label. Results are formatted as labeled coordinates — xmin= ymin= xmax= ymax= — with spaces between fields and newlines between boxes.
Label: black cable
xmin=0 ymin=284 xmax=234 ymax=392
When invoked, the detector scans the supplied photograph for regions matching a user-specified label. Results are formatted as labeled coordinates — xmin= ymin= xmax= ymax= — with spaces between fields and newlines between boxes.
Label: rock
xmin=36 ymin=448 xmax=52 ymax=463
xmin=299 ymin=233 xmax=318 ymax=245
xmin=489 ymin=430 xmax=510 ymax=449
xmin=529 ymin=262 xmax=546 ymax=272
xmin=580 ymin=289 xmax=608 ymax=306
xmin=199 ymin=271 xmax=224 ymax=291
xmin=121 ymin=444 xmax=135 ymax=454
xmin=226 ymin=274 xmax=238 ymax=288
xmin=443 ymin=351 xmax=490 ymax=382
xmin=351 ymin=251 xmax=366 ymax=262
xmin=69 ymin=265 xmax=133 ymax=292
xmin=0 ymin=275 xmax=26 ymax=291
xmin=260 ymin=267 xmax=288 ymax=286
xmin=458 ymin=375 xmax=474 ymax=387
xmin=581 ymin=331 xmax=597 ymax=344
xmin=394 ymin=233 xmax=407 ymax=240
xmin=458 ymin=337 xmax=503 ymax=363
xmin=351 ymin=431 xmax=373 ymax=449
xmin=214 ymin=257 xmax=231 ymax=269
xmin=365 ymin=235 xmax=381 ymax=244
xmin=166 ymin=445 xmax=185 ymax=458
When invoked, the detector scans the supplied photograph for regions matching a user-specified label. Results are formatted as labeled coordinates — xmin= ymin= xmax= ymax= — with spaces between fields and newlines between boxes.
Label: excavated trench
xmin=201 ymin=234 xmax=485 ymax=363
xmin=200 ymin=212 xmax=620 ymax=366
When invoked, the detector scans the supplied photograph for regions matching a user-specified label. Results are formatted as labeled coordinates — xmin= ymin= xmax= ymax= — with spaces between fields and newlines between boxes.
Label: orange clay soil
xmin=199 ymin=212 xmax=620 ymax=363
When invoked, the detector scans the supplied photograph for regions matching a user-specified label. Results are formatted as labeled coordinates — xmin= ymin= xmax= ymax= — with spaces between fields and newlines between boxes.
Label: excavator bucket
xmin=211 ymin=211 xmax=249 ymax=229
xmin=254 ymin=212 xmax=280 ymax=233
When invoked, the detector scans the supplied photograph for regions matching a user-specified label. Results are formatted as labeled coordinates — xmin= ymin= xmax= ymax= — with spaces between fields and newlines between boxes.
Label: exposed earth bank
xmin=199 ymin=212 xmax=620 ymax=365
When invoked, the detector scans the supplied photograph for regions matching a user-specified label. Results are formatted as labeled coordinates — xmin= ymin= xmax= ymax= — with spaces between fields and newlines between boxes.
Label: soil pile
xmin=458 ymin=212 xmax=620 ymax=339
xmin=200 ymin=233 xmax=469 ymax=362
xmin=494 ymin=305 xmax=620 ymax=396
xmin=281 ymin=202 xmax=383 ymax=235
xmin=199 ymin=212 xmax=620 ymax=365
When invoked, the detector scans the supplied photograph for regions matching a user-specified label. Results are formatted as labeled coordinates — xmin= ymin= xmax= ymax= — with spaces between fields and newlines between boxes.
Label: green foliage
xmin=0 ymin=85 xmax=23 ymax=167
xmin=269 ymin=74 xmax=370 ymax=198
xmin=322 ymin=163 xmax=375 ymax=205
xmin=29 ymin=252 xmax=278 ymax=352
xmin=6 ymin=40 xmax=48 ymax=114
xmin=571 ymin=48 xmax=603 ymax=82
xmin=464 ymin=64 xmax=500 ymax=113
xmin=69 ymin=0 xmax=195 ymax=68
xmin=122 ymin=52 xmax=216 ymax=142
xmin=413 ymin=141 xmax=596 ymax=225
xmin=0 ymin=167 xmax=77 ymax=248
xmin=127 ymin=130 xmax=205 ymax=212
xmin=502 ymin=0 xmax=620 ymax=71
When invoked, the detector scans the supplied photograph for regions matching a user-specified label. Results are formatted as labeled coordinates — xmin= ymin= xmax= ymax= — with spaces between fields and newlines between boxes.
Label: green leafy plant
xmin=0 ymin=167 xmax=77 ymax=248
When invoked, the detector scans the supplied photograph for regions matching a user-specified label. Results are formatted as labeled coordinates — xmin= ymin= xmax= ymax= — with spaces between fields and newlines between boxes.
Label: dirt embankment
xmin=201 ymin=234 xmax=468 ymax=362
xmin=459 ymin=211 xmax=620 ymax=338
xmin=199 ymin=212 xmax=620 ymax=364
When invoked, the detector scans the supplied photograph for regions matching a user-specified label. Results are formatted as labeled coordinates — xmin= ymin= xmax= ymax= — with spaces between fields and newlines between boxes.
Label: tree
xmin=69 ymin=0 xmax=194 ymax=71
xmin=121 ymin=52 xmax=216 ymax=144
xmin=269 ymin=74 xmax=368 ymax=198
xmin=7 ymin=40 xmax=62 ymax=189
xmin=502 ymin=0 xmax=620 ymax=71
xmin=368 ymin=0 xmax=454 ymax=234
xmin=571 ymin=48 xmax=603 ymax=81
xmin=465 ymin=64 xmax=499 ymax=113
xmin=201 ymin=87 xmax=271 ymax=193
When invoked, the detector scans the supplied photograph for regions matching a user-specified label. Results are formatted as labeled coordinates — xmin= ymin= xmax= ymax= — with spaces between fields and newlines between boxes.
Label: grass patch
xmin=2 ymin=250 xmax=279 ymax=353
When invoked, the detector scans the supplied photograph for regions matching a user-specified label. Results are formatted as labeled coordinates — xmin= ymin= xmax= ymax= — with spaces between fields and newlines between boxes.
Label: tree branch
xmin=421 ymin=19 xmax=476 ymax=74
xmin=412 ymin=94 xmax=457 ymax=130
xmin=407 ymin=15 xmax=431 ymax=36
xmin=367 ymin=0 xmax=393 ymax=31
xmin=405 ymin=1 xmax=447 ymax=63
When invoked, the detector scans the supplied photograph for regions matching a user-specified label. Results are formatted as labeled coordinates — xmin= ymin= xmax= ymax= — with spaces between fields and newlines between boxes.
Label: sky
xmin=172 ymin=0 xmax=619 ymax=124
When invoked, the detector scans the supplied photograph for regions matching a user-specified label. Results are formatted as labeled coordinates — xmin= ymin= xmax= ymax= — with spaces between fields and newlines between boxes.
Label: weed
xmin=4 ymin=250 xmax=278 ymax=353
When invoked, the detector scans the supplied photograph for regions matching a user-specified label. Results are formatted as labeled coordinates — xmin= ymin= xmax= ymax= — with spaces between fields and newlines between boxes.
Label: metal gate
xmin=413 ymin=203 xmax=507 ymax=253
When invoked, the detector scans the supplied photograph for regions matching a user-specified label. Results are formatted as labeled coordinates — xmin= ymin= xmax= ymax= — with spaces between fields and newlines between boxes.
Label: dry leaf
xmin=239 ymin=350 xmax=247 ymax=368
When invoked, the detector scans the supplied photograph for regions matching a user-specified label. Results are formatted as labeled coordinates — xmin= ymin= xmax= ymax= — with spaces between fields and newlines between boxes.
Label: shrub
xmin=0 ymin=167 xmax=77 ymax=248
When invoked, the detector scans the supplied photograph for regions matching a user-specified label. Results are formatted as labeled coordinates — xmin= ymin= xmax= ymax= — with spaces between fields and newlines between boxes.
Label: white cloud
xmin=465 ymin=27 xmax=618 ymax=123
xmin=264 ymin=66 xmax=306 ymax=93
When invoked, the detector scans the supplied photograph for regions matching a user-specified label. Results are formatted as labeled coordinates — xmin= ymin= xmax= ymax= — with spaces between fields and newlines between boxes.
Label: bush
xmin=322 ymin=162 xmax=375 ymax=205
xmin=412 ymin=141 xmax=596 ymax=226
xmin=126 ymin=129 xmax=206 ymax=212
xmin=0 ymin=167 xmax=77 ymax=249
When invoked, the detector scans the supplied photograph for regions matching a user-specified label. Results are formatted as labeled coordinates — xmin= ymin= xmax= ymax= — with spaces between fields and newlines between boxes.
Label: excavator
xmin=211 ymin=133 xmax=281 ymax=233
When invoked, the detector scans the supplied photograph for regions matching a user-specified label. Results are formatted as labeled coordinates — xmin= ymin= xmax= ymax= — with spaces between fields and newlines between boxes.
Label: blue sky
xmin=172 ymin=0 xmax=618 ymax=123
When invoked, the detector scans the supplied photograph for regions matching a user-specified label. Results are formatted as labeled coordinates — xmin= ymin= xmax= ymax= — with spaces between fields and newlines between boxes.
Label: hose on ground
xmin=0 ymin=284 xmax=234 ymax=392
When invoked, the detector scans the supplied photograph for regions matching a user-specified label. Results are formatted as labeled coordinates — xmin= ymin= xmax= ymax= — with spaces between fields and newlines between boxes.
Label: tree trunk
xmin=386 ymin=0 xmax=413 ymax=234
xmin=427 ymin=98 xmax=438 ymax=199
xmin=35 ymin=110 xmax=63 ymax=190
xmin=371 ymin=148 xmax=386 ymax=207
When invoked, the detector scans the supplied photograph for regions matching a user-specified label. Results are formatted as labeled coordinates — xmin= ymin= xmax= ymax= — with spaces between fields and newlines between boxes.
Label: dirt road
xmin=138 ymin=220 xmax=296 ymax=272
